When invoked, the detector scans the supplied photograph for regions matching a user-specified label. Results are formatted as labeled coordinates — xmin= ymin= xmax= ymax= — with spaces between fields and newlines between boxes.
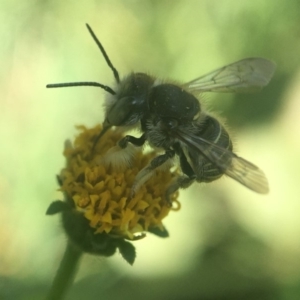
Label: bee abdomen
xmin=200 ymin=116 xmax=232 ymax=151
xmin=191 ymin=116 xmax=233 ymax=183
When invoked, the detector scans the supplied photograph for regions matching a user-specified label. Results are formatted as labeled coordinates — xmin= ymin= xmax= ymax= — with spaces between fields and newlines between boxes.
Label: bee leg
xmin=96 ymin=134 xmax=146 ymax=171
xmin=165 ymin=175 xmax=195 ymax=204
xmin=118 ymin=133 xmax=146 ymax=148
xmin=130 ymin=150 xmax=175 ymax=198
xmin=165 ymin=142 xmax=196 ymax=204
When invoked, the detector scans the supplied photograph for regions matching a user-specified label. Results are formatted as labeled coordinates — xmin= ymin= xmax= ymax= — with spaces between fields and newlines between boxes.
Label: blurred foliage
xmin=1 ymin=0 xmax=300 ymax=299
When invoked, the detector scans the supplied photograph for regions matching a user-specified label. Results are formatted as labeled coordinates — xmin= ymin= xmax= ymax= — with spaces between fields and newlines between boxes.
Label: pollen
xmin=59 ymin=125 xmax=180 ymax=240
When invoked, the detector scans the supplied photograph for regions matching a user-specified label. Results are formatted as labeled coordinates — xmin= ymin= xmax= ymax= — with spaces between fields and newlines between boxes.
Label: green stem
xmin=47 ymin=241 xmax=82 ymax=300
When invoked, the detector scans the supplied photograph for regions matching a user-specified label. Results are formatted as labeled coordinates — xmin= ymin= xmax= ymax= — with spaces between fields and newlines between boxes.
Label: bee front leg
xmin=130 ymin=150 xmax=175 ymax=198
xmin=96 ymin=134 xmax=146 ymax=172
xmin=118 ymin=133 xmax=146 ymax=148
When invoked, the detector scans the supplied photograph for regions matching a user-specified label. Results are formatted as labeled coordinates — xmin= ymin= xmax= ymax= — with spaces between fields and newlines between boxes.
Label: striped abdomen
xmin=188 ymin=115 xmax=233 ymax=182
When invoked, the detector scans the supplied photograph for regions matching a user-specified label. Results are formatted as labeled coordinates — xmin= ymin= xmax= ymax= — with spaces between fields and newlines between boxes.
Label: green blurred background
xmin=1 ymin=0 xmax=300 ymax=299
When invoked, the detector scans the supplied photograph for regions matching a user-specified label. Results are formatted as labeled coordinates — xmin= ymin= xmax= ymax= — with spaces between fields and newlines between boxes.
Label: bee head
xmin=104 ymin=73 xmax=155 ymax=126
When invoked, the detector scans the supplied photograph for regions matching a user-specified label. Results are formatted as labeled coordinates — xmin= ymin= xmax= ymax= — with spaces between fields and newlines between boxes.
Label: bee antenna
xmin=86 ymin=23 xmax=120 ymax=84
xmin=46 ymin=81 xmax=116 ymax=95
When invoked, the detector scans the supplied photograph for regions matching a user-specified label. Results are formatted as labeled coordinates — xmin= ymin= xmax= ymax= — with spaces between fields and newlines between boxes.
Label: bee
xmin=47 ymin=24 xmax=276 ymax=201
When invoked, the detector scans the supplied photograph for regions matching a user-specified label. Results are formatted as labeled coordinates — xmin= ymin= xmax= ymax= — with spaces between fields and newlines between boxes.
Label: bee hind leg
xmin=165 ymin=142 xmax=196 ymax=204
xmin=165 ymin=175 xmax=196 ymax=204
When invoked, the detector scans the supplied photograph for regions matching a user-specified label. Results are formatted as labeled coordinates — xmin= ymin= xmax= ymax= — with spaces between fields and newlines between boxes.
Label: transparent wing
xmin=176 ymin=129 xmax=269 ymax=194
xmin=184 ymin=58 xmax=276 ymax=93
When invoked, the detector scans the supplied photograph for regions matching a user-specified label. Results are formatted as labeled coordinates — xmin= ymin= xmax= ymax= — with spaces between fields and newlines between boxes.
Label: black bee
xmin=47 ymin=24 xmax=276 ymax=201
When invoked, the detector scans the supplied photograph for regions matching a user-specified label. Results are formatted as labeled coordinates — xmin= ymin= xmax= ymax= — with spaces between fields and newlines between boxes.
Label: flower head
xmin=47 ymin=125 xmax=180 ymax=264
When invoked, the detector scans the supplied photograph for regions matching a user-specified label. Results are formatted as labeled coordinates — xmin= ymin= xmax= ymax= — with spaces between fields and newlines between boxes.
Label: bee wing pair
xmin=184 ymin=57 xmax=276 ymax=93
xmin=176 ymin=129 xmax=269 ymax=194
xmin=179 ymin=58 xmax=276 ymax=193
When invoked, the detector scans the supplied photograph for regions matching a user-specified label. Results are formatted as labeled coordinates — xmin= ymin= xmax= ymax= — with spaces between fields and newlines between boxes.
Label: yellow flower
xmin=47 ymin=125 xmax=180 ymax=264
